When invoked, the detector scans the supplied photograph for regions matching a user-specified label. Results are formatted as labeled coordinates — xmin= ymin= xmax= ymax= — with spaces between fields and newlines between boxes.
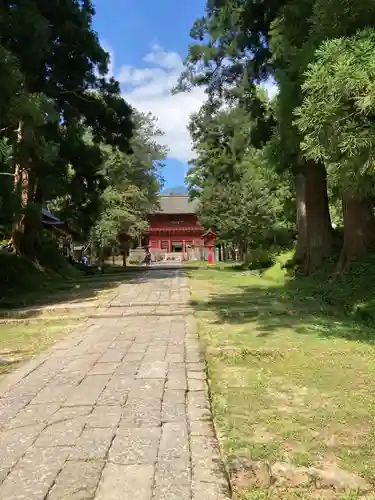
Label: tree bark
xmin=218 ymin=244 xmax=222 ymax=262
xmin=294 ymin=162 xmax=333 ymax=274
xmin=12 ymin=168 xmax=30 ymax=252
xmin=336 ymin=193 xmax=375 ymax=273
xmin=13 ymin=165 xmax=41 ymax=258
xmin=11 ymin=122 xmax=25 ymax=248
xmin=294 ymin=172 xmax=307 ymax=264
xmin=22 ymin=171 xmax=41 ymax=256
xmin=121 ymin=243 xmax=130 ymax=267
xmin=11 ymin=121 xmax=38 ymax=257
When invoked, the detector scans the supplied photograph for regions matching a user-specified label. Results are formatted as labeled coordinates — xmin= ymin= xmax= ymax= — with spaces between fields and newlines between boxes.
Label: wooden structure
xmin=145 ymin=195 xmax=204 ymax=255
xmin=41 ymin=208 xmax=65 ymax=229
xmin=41 ymin=208 xmax=81 ymax=258
xmin=202 ymin=229 xmax=217 ymax=265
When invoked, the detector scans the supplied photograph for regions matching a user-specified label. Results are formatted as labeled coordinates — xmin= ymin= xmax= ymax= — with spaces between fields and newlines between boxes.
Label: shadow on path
xmin=0 ymin=265 xmax=194 ymax=319
xmin=0 ymin=269 xmax=141 ymax=315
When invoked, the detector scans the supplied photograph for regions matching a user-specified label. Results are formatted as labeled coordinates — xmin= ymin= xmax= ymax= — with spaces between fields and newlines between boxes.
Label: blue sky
xmin=92 ymin=0 xmax=276 ymax=190
xmin=92 ymin=0 xmax=207 ymax=190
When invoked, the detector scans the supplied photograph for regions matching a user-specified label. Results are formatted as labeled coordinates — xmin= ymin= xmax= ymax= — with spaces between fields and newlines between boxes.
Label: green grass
xmin=0 ymin=266 xmax=145 ymax=376
xmin=0 ymin=258 xmax=145 ymax=372
xmin=186 ymin=253 xmax=375 ymax=499
xmin=0 ymin=317 xmax=83 ymax=375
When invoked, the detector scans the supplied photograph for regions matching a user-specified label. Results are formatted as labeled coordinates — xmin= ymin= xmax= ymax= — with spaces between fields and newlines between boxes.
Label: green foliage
xmin=187 ymin=98 xmax=295 ymax=250
xmin=280 ymin=252 xmax=375 ymax=327
xmin=0 ymin=0 xmax=134 ymax=257
xmin=295 ymin=29 xmax=375 ymax=196
xmin=0 ymin=0 xmax=166 ymax=274
xmin=89 ymin=110 xmax=166 ymax=252
xmin=177 ymin=0 xmax=375 ymax=274
xmin=179 ymin=0 xmax=375 ymax=175
xmin=243 ymin=248 xmax=276 ymax=271
xmin=0 ymin=240 xmax=81 ymax=297
xmin=91 ymin=186 xmax=146 ymax=249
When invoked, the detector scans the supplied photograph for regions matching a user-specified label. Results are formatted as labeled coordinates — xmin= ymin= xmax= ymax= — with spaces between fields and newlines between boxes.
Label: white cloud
xmin=106 ymin=44 xmax=278 ymax=163
xmin=109 ymin=44 xmax=206 ymax=163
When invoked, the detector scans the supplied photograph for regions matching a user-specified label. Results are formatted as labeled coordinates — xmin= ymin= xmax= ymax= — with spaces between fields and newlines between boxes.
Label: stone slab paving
xmin=0 ymin=268 xmax=231 ymax=500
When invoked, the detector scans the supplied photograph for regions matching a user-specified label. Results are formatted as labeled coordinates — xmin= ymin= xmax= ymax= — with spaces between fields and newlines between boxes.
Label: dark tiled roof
xmin=41 ymin=208 xmax=63 ymax=223
xmin=155 ymin=195 xmax=199 ymax=214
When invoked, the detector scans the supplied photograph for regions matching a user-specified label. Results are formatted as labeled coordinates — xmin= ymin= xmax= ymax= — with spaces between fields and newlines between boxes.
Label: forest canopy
xmin=0 ymin=0 xmax=165 ymax=266
xmin=175 ymin=0 xmax=375 ymax=274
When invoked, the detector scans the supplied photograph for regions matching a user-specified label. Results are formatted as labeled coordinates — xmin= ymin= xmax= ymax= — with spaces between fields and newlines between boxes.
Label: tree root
xmin=334 ymin=245 xmax=348 ymax=276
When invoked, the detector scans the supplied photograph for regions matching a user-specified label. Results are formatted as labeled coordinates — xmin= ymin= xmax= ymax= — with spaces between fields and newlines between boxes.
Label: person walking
xmin=144 ymin=247 xmax=152 ymax=266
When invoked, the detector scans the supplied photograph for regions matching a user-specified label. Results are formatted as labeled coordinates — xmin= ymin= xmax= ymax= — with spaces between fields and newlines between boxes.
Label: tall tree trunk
xmin=304 ymin=162 xmax=333 ymax=273
xmin=11 ymin=174 xmax=30 ymax=252
xmin=336 ymin=193 xmax=375 ymax=273
xmin=21 ymin=170 xmax=41 ymax=256
xmin=218 ymin=244 xmax=222 ymax=262
xmin=295 ymin=162 xmax=333 ymax=274
xmin=230 ymin=245 xmax=234 ymax=261
xmin=295 ymin=172 xmax=307 ymax=264
xmin=11 ymin=121 xmax=37 ymax=256
xmin=239 ymin=242 xmax=247 ymax=261
xmin=12 ymin=122 xmax=25 ymax=247
xmin=13 ymin=164 xmax=40 ymax=258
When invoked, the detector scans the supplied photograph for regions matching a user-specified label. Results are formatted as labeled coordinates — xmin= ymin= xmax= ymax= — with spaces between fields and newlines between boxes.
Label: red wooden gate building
xmin=146 ymin=195 xmax=204 ymax=253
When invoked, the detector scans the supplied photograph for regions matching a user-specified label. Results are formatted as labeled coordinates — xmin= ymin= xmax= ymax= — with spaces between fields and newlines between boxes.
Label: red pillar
xmin=208 ymin=245 xmax=213 ymax=265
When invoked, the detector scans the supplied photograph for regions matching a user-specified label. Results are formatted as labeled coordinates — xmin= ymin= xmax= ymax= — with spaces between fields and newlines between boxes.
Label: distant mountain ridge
xmin=161 ymin=186 xmax=189 ymax=195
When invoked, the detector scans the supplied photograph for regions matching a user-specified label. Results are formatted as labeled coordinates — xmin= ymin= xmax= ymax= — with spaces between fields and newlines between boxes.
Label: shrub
xmin=0 ymin=231 xmax=82 ymax=303
xmin=128 ymin=257 xmax=142 ymax=264
xmin=244 ymin=248 xmax=276 ymax=270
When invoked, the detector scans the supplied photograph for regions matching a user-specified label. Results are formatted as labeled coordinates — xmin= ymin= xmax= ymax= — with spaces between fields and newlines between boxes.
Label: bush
xmin=0 ymin=231 xmax=83 ymax=304
xmin=262 ymin=227 xmax=296 ymax=248
xmin=34 ymin=232 xmax=80 ymax=278
xmin=0 ymin=253 xmax=47 ymax=294
xmin=244 ymin=248 xmax=276 ymax=270
xmin=128 ymin=257 xmax=142 ymax=264
xmin=153 ymin=253 xmax=164 ymax=262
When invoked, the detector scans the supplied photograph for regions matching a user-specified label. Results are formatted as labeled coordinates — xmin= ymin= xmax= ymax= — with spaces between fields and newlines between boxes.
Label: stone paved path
xmin=0 ymin=267 xmax=231 ymax=500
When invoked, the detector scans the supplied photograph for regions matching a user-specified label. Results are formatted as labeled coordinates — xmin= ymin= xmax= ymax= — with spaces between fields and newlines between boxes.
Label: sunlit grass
xmin=0 ymin=269 xmax=141 ymax=374
xmin=0 ymin=317 xmax=82 ymax=375
xmin=187 ymin=255 xmax=375 ymax=499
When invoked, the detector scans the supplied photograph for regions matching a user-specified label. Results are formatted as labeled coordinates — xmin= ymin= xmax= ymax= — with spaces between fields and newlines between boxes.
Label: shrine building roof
xmin=155 ymin=195 xmax=199 ymax=214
